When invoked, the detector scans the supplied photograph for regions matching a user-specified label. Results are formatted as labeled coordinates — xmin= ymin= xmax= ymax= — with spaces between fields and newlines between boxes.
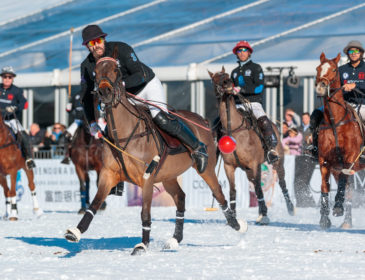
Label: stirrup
xmin=25 ymin=159 xmax=36 ymax=170
xmin=192 ymin=143 xmax=208 ymax=174
xmin=267 ymin=150 xmax=279 ymax=164
xmin=61 ymin=157 xmax=71 ymax=165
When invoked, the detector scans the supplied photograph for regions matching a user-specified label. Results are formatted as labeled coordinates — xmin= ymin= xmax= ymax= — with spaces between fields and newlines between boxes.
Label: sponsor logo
xmin=343 ymin=72 xmax=349 ymax=79
xmin=245 ymin=69 xmax=251 ymax=76
xmin=233 ymin=72 xmax=237 ymax=79
xmin=359 ymin=72 xmax=365 ymax=79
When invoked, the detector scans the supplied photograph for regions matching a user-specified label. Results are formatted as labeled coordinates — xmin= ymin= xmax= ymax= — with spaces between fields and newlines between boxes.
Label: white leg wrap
xmin=237 ymin=219 xmax=248 ymax=233
xmin=163 ymin=238 xmax=179 ymax=250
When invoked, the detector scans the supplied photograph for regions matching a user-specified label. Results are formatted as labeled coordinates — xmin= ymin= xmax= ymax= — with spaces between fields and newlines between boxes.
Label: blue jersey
xmin=0 ymin=83 xmax=27 ymax=120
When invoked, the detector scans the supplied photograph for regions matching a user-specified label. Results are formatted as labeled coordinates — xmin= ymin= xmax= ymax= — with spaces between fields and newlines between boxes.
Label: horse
xmin=68 ymin=123 xmax=107 ymax=214
xmin=64 ymin=51 xmax=247 ymax=255
xmin=208 ymin=67 xmax=295 ymax=225
xmin=0 ymin=112 xmax=42 ymax=220
xmin=315 ymin=52 xmax=365 ymax=229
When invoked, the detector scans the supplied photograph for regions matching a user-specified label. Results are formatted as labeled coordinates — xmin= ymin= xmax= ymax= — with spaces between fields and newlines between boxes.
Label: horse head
xmin=208 ymin=66 xmax=234 ymax=98
xmin=315 ymin=52 xmax=341 ymax=97
xmin=94 ymin=47 xmax=124 ymax=105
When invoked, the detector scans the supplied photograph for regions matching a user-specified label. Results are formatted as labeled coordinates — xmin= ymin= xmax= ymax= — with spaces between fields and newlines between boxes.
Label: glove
xmin=233 ymin=87 xmax=241 ymax=95
xmin=90 ymin=122 xmax=102 ymax=139
xmin=5 ymin=105 xmax=17 ymax=113
xmin=66 ymin=103 xmax=72 ymax=112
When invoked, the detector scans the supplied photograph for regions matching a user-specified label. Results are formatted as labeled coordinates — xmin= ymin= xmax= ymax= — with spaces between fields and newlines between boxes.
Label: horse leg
xmin=223 ymin=163 xmax=237 ymax=217
xmin=0 ymin=176 xmax=11 ymax=219
xmin=273 ymin=159 xmax=295 ymax=215
xmin=75 ymin=166 xmax=88 ymax=214
xmin=96 ymin=173 xmax=107 ymax=211
xmin=333 ymin=173 xmax=347 ymax=217
xmin=341 ymin=179 xmax=353 ymax=229
xmin=8 ymin=172 xmax=18 ymax=221
xmin=199 ymin=167 xmax=247 ymax=233
xmin=319 ymin=165 xmax=331 ymax=229
xmin=64 ymin=169 xmax=118 ymax=243
xmin=24 ymin=169 xmax=43 ymax=216
xmin=248 ymin=165 xmax=270 ymax=225
xmin=131 ymin=182 xmax=154 ymax=255
xmin=161 ymin=178 xmax=186 ymax=249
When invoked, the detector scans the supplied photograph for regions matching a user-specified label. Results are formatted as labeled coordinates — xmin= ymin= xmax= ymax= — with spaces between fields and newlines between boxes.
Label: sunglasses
xmin=236 ymin=48 xmax=248 ymax=53
xmin=53 ymin=127 xmax=61 ymax=130
xmin=87 ymin=37 xmax=105 ymax=47
xmin=2 ymin=75 xmax=14 ymax=79
xmin=348 ymin=49 xmax=360 ymax=55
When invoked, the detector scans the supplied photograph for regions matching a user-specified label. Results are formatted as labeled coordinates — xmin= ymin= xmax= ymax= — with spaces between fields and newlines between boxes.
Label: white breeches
xmin=235 ymin=102 xmax=266 ymax=119
xmin=4 ymin=119 xmax=25 ymax=134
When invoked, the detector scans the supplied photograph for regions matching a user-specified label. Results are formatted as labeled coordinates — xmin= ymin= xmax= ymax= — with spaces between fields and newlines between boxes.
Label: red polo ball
xmin=218 ymin=136 xmax=237 ymax=154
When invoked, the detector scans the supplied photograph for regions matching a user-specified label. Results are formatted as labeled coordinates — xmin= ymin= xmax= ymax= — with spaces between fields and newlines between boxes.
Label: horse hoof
xmin=163 ymin=238 xmax=179 ymax=250
xmin=64 ymin=227 xmax=81 ymax=243
xmin=78 ymin=208 xmax=86 ymax=215
xmin=286 ymin=202 xmax=295 ymax=216
xmin=131 ymin=242 xmax=148 ymax=255
xmin=255 ymin=215 xmax=270 ymax=225
xmin=319 ymin=216 xmax=331 ymax=230
xmin=33 ymin=208 xmax=43 ymax=217
xmin=340 ymin=222 xmax=352 ymax=229
xmin=237 ymin=219 xmax=248 ymax=233
xmin=9 ymin=217 xmax=18 ymax=221
xmin=332 ymin=207 xmax=344 ymax=217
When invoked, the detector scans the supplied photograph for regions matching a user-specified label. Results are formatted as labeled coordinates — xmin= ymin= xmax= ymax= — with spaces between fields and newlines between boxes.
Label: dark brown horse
xmin=0 ymin=112 xmax=42 ymax=220
xmin=64 ymin=53 xmax=247 ymax=255
xmin=209 ymin=67 xmax=294 ymax=225
xmin=315 ymin=52 xmax=365 ymax=229
xmin=68 ymin=124 xmax=106 ymax=214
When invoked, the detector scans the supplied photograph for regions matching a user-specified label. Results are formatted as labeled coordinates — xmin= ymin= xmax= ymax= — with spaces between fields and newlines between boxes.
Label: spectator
xmin=293 ymin=112 xmax=317 ymax=207
xmin=284 ymin=108 xmax=300 ymax=129
xmin=44 ymin=123 xmax=65 ymax=147
xmin=281 ymin=121 xmax=289 ymax=138
xmin=282 ymin=127 xmax=303 ymax=155
xmin=29 ymin=123 xmax=46 ymax=152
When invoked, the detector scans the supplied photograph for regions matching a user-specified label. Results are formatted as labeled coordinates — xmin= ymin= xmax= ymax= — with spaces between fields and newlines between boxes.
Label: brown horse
xmin=0 ymin=112 xmax=42 ymax=220
xmin=64 ymin=53 xmax=247 ymax=255
xmin=315 ymin=52 xmax=365 ymax=229
xmin=68 ymin=124 xmax=107 ymax=214
xmin=209 ymin=67 xmax=294 ymax=225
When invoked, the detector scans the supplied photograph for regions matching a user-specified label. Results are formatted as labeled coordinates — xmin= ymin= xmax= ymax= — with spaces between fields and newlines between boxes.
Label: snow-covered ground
xmin=1 ymin=202 xmax=365 ymax=280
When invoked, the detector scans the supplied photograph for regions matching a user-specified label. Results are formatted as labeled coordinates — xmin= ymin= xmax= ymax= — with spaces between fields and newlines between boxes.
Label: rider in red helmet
xmin=230 ymin=40 xmax=279 ymax=163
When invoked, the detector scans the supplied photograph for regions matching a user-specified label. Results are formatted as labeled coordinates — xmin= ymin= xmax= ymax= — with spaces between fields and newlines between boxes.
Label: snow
xmin=1 ymin=203 xmax=365 ymax=279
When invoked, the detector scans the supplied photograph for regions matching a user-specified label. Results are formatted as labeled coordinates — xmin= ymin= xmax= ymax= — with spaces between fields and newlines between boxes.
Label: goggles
xmin=348 ymin=49 xmax=360 ymax=55
xmin=236 ymin=48 xmax=248 ymax=54
xmin=87 ymin=37 xmax=105 ymax=47
xmin=2 ymin=75 xmax=14 ymax=79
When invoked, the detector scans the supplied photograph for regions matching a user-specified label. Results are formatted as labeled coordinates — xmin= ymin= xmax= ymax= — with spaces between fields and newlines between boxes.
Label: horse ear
xmin=320 ymin=52 xmax=326 ymax=63
xmin=222 ymin=66 xmax=225 ymax=73
xmin=112 ymin=46 xmax=118 ymax=59
xmin=334 ymin=52 xmax=341 ymax=64
xmin=208 ymin=70 xmax=214 ymax=78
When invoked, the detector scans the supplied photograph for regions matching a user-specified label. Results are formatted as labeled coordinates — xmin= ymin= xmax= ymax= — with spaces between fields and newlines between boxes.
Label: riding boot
xmin=19 ymin=131 xmax=36 ymax=170
xmin=257 ymin=116 xmax=278 ymax=164
xmin=308 ymin=109 xmax=323 ymax=159
xmin=153 ymin=111 xmax=208 ymax=173
xmin=61 ymin=132 xmax=72 ymax=165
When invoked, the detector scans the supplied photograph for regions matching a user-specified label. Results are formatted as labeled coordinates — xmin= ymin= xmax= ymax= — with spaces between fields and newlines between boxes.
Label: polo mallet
xmin=342 ymin=146 xmax=365 ymax=175
xmin=204 ymin=155 xmax=223 ymax=211
xmin=68 ymin=27 xmax=74 ymax=100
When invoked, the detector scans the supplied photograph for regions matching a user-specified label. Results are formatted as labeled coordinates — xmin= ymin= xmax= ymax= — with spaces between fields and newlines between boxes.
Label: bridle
xmin=95 ymin=57 xmax=123 ymax=105
xmin=213 ymin=72 xmax=233 ymax=98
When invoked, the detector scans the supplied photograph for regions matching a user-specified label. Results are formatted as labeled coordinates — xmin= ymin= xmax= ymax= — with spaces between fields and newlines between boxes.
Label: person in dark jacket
xmin=0 ymin=66 xmax=35 ymax=169
xmin=61 ymin=91 xmax=85 ymax=164
xmin=230 ymin=41 xmax=278 ymax=163
xmin=310 ymin=40 xmax=365 ymax=158
xmin=79 ymin=25 xmax=208 ymax=173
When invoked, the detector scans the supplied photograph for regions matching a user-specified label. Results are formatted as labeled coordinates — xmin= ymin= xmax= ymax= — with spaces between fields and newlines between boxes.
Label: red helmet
xmin=232 ymin=41 xmax=253 ymax=54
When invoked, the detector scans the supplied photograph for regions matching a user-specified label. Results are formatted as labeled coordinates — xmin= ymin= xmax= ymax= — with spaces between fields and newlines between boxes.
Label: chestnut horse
xmin=209 ymin=67 xmax=295 ymax=225
xmin=0 ymin=112 xmax=42 ymax=220
xmin=315 ymin=52 xmax=365 ymax=229
xmin=64 ymin=52 xmax=247 ymax=255
xmin=69 ymin=124 xmax=106 ymax=214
